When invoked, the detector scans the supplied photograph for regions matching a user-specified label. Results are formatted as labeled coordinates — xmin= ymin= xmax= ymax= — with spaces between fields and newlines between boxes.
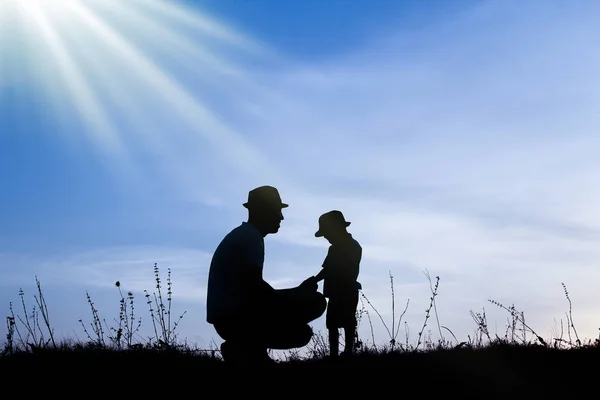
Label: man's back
xmin=206 ymin=222 xmax=265 ymax=324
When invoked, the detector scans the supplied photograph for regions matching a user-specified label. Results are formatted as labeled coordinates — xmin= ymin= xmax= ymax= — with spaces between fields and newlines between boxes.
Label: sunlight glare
xmin=15 ymin=0 xmax=124 ymax=155
xmin=128 ymin=0 xmax=266 ymax=54
xmin=14 ymin=0 xmax=75 ymax=14
xmin=0 ymin=0 xmax=280 ymax=185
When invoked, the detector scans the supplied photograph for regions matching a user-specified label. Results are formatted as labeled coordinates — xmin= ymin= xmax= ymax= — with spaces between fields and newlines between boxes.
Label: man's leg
xmin=249 ymin=287 xmax=325 ymax=351
xmin=272 ymin=287 xmax=327 ymax=325
xmin=259 ymin=322 xmax=314 ymax=350
xmin=215 ymin=316 xmax=316 ymax=354
xmin=213 ymin=320 xmax=275 ymax=365
xmin=214 ymin=287 xmax=325 ymax=354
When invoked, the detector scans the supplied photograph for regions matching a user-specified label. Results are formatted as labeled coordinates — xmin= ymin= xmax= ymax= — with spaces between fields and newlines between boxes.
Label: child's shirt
xmin=321 ymin=233 xmax=362 ymax=299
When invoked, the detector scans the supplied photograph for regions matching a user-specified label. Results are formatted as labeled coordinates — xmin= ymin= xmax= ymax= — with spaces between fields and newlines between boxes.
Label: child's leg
xmin=328 ymin=328 xmax=339 ymax=357
xmin=342 ymin=290 xmax=359 ymax=355
xmin=342 ymin=325 xmax=356 ymax=355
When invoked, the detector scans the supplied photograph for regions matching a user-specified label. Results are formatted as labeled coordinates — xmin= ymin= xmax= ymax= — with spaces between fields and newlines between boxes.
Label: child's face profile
xmin=322 ymin=229 xmax=343 ymax=244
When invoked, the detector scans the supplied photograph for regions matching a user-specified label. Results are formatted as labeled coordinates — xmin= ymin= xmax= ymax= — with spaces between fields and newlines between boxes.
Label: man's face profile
xmin=264 ymin=205 xmax=284 ymax=234
xmin=253 ymin=203 xmax=284 ymax=234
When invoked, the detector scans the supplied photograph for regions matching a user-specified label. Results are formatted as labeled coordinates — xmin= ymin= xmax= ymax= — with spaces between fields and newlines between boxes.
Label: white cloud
xmin=41 ymin=246 xmax=212 ymax=301
xmin=223 ymin=0 xmax=600 ymax=343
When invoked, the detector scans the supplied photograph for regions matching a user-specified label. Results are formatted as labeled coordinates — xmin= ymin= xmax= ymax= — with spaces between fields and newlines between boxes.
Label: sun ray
xmin=1 ymin=0 xmax=287 ymax=196
xmin=66 ymin=0 xmax=279 ymax=178
xmin=20 ymin=1 xmax=124 ymax=155
xmin=126 ymin=0 xmax=268 ymax=55
xmin=0 ymin=1 xmax=31 ymax=90
xmin=89 ymin=0 xmax=247 ymax=78
xmin=57 ymin=18 xmax=176 ymax=158
xmin=86 ymin=0 xmax=286 ymax=118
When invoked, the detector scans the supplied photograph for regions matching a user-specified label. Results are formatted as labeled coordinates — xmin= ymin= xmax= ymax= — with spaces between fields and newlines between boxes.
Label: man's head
xmin=315 ymin=210 xmax=351 ymax=243
xmin=244 ymin=185 xmax=288 ymax=236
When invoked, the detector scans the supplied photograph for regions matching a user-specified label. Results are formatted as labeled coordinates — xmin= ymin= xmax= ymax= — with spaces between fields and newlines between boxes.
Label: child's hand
xmin=299 ymin=276 xmax=318 ymax=292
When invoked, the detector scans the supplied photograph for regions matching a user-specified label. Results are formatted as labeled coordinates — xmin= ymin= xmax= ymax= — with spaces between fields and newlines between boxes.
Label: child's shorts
xmin=326 ymin=290 xmax=359 ymax=329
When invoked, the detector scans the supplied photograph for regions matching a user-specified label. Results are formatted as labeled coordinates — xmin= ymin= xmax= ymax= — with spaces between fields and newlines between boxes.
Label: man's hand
xmin=299 ymin=276 xmax=318 ymax=292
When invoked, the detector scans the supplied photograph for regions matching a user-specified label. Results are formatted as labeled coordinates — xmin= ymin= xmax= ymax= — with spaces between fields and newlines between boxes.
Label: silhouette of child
xmin=313 ymin=210 xmax=362 ymax=357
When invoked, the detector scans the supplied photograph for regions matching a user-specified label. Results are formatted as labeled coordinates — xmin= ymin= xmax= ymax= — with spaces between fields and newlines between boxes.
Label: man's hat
xmin=243 ymin=185 xmax=289 ymax=209
xmin=315 ymin=210 xmax=351 ymax=237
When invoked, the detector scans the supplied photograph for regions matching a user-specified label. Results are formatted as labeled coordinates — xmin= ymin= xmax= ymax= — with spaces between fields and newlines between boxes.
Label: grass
xmin=1 ymin=264 xmax=598 ymax=395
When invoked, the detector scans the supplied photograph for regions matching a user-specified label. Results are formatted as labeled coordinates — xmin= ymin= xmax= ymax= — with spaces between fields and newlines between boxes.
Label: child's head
xmin=315 ymin=210 xmax=351 ymax=243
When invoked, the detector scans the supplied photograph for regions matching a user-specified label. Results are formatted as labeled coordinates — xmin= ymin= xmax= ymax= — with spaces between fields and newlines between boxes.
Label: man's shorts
xmin=326 ymin=290 xmax=359 ymax=330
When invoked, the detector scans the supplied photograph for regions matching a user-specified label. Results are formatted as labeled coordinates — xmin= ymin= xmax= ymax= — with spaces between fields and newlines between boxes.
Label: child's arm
xmin=315 ymin=246 xmax=332 ymax=283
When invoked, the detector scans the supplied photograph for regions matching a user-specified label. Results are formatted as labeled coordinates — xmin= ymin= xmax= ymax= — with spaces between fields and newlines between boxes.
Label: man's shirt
xmin=206 ymin=222 xmax=266 ymax=324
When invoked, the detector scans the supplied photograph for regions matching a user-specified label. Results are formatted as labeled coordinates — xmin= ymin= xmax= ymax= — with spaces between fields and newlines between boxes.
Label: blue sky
xmin=2 ymin=0 xmax=600 ymax=353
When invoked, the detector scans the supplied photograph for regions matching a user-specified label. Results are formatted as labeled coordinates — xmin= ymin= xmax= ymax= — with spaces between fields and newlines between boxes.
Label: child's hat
xmin=315 ymin=210 xmax=351 ymax=237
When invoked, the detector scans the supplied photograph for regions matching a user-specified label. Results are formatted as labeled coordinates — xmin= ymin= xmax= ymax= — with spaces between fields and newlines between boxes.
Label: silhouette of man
xmin=206 ymin=185 xmax=326 ymax=365
xmin=313 ymin=210 xmax=362 ymax=357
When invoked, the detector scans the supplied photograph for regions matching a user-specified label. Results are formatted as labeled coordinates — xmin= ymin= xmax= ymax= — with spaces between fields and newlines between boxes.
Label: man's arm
xmin=245 ymin=264 xmax=275 ymax=294
xmin=314 ymin=268 xmax=326 ymax=283
xmin=241 ymin=235 xmax=275 ymax=300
